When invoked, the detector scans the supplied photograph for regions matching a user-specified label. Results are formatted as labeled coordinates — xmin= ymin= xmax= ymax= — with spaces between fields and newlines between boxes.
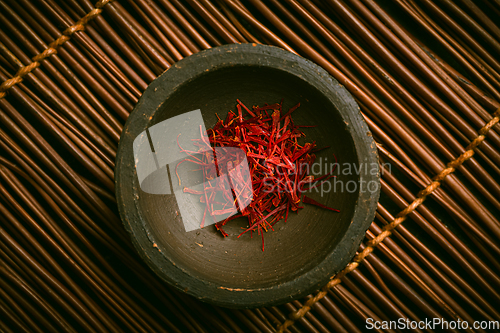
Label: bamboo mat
xmin=0 ymin=0 xmax=499 ymax=332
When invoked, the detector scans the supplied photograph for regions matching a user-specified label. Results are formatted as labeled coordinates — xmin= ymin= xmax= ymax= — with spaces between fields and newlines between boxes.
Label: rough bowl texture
xmin=115 ymin=43 xmax=380 ymax=308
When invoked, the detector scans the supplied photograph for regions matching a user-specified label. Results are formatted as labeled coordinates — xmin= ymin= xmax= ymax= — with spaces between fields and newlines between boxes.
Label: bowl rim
xmin=115 ymin=43 xmax=380 ymax=308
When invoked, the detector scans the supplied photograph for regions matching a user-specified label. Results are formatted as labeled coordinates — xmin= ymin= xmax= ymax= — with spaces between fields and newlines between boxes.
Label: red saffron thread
xmin=180 ymin=100 xmax=339 ymax=251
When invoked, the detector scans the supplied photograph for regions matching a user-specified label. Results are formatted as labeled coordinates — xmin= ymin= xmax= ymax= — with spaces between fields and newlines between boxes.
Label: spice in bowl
xmin=177 ymin=99 xmax=339 ymax=251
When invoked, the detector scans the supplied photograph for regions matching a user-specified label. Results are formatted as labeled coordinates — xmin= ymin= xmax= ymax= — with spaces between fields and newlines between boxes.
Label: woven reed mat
xmin=0 ymin=1 xmax=499 ymax=332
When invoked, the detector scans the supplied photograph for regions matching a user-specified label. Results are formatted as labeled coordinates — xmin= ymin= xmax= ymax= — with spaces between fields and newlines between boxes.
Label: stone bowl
xmin=115 ymin=43 xmax=379 ymax=308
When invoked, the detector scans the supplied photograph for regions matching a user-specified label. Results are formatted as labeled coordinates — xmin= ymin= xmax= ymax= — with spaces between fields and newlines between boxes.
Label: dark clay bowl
xmin=115 ymin=43 xmax=379 ymax=308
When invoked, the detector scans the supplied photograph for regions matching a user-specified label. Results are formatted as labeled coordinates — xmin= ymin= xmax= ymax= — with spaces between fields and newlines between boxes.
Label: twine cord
xmin=0 ymin=0 xmax=115 ymax=100
xmin=277 ymin=107 xmax=500 ymax=332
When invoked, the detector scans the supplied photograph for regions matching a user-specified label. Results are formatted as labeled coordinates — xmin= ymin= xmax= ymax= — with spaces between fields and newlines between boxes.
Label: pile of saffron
xmin=180 ymin=99 xmax=339 ymax=251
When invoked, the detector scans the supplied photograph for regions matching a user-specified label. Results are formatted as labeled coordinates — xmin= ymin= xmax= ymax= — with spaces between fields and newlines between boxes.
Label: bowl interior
xmin=136 ymin=65 xmax=359 ymax=289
